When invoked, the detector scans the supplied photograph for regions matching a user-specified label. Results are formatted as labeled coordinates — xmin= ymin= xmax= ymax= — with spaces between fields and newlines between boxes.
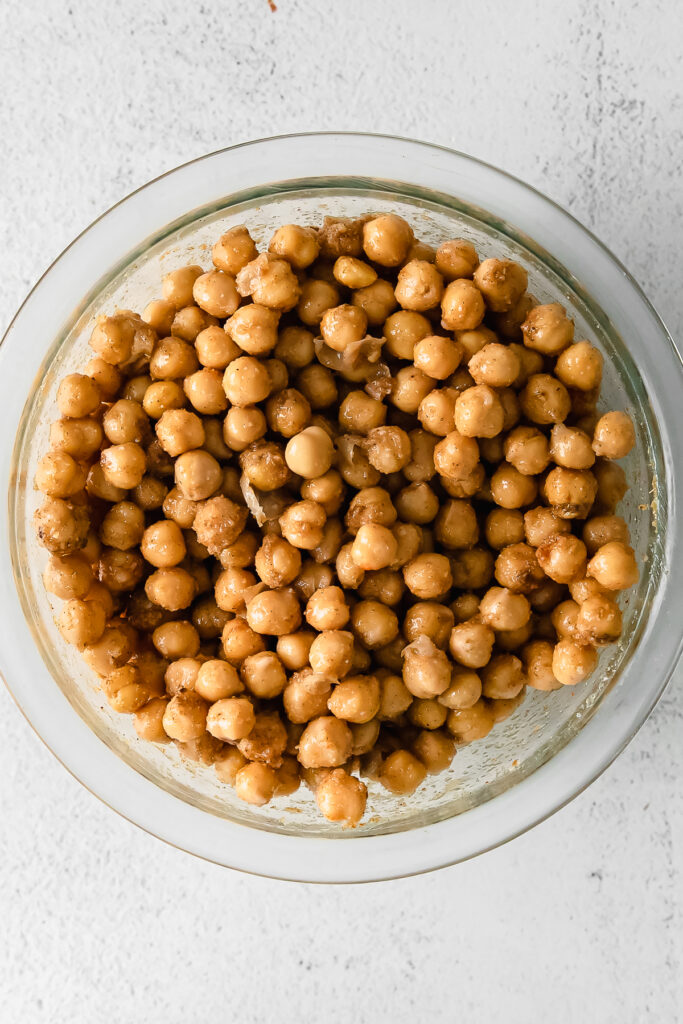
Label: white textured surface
xmin=1 ymin=1 xmax=682 ymax=1021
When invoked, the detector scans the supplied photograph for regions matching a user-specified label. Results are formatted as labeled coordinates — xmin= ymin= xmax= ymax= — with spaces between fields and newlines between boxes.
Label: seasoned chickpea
xmin=453 ymin=385 xmax=504 ymax=438
xmin=549 ymin=423 xmax=595 ymax=469
xmin=141 ymin=382 xmax=185 ymax=421
xmin=351 ymin=601 xmax=398 ymax=650
xmin=490 ymin=463 xmax=537 ymax=509
xmin=403 ymin=602 xmax=454 ymax=650
xmin=586 ymin=541 xmax=639 ymax=590
xmin=85 ymin=357 xmax=122 ymax=399
xmin=379 ymin=749 xmax=426 ymax=795
xmin=544 ymin=466 xmax=598 ymax=519
xmin=592 ymin=411 xmax=635 ymax=460
xmin=223 ymin=356 xmax=272 ymax=406
xmin=503 ymin=426 xmax=549 ymax=476
xmin=233 ymin=762 xmax=277 ymax=806
xmin=333 ymin=255 xmax=377 ymax=289
xmin=592 ymin=459 xmax=628 ymax=515
xmin=412 ymin=729 xmax=455 ymax=773
xmin=480 ymin=654 xmax=525 ymax=700
xmin=269 ymin=223 xmax=319 ymax=269
xmin=293 ymin=561 xmax=335 ymax=602
xmin=154 ymin=409 xmax=203 ymax=457
xmin=204 ymin=696 xmax=254 ymax=742
xmin=279 ymin=500 xmax=326 ymax=550
xmin=520 ymin=640 xmax=561 ymax=691
xmin=174 ymin=450 xmax=222 ymax=501
xmin=297 ymin=364 xmax=338 ymax=409
xmin=449 ymin=546 xmax=495 ymax=589
xmin=362 ymin=214 xmax=413 ymax=267
xmin=132 ymin=475 xmax=168 ymax=511
xmin=214 ymin=566 xmax=257 ymax=612
xmin=265 ymin=388 xmax=311 ymax=440
xmin=521 ymin=302 xmax=574 ymax=355
xmin=336 ymin=542 xmax=365 ymax=589
xmin=304 ymin=586 xmax=349 ymax=631
xmin=133 ymin=697 xmax=170 ymax=742
xmin=35 ymin=451 xmax=86 ymax=499
xmin=309 ymin=630 xmax=354 ymax=678
xmin=214 ymin=746 xmax=248 ymax=785
xmin=438 ymin=668 xmax=482 ymax=710
xmin=98 ymin=501 xmax=144 ymax=551
xmin=221 ymin=617 xmax=265 ymax=664
xmin=450 ymin=592 xmax=480 ymax=623
xmin=473 ymin=258 xmax=527 ymax=312
xmin=316 ymin=769 xmax=367 ymax=826
xmin=34 ymin=498 xmax=90 ymax=555
xmin=349 ymin=523 xmax=397 ymax=572
xmin=43 ymin=553 xmax=93 ymax=600
xmin=432 ymin=499 xmax=477 ymax=551
xmin=479 ymin=586 xmax=530 ymax=631
xmin=296 ymin=278 xmax=340 ymax=328
xmin=221 ymin=406 xmax=265 ymax=452
xmin=255 ymin=534 xmax=302 ymax=588
xmin=381 ymin=311 xmax=429 ymax=362
xmin=519 ymin=373 xmax=571 ymax=425
xmin=402 ymin=553 xmax=452 ymax=600
xmin=441 ymin=278 xmax=485 ymax=331
xmin=190 ymin=269 xmax=239 ymax=319
xmin=468 ymin=343 xmax=521 ymax=388
xmin=145 ymin=566 xmax=196 ymax=611
xmin=435 ymin=238 xmax=479 ymax=280
xmin=494 ymin=542 xmax=544 ymax=593
xmin=57 ymin=598 xmax=106 ymax=647
xmin=224 ymin=304 xmax=280 ymax=357
xmin=298 ymin=715 xmax=353 ymax=768
xmin=394 ymin=483 xmax=438 ymax=525
xmin=351 ymin=278 xmax=398 ymax=326
xmin=388 ymin=366 xmax=434 ymax=416
xmin=191 ymin=495 xmax=247 ymax=557
xmin=247 ymin=587 xmax=302 ymax=635
xmin=401 ymin=636 xmax=451 ymax=698
xmin=179 ymin=368 xmax=227 ymax=416
xmin=552 ymin=637 xmax=598 ymax=686
xmin=555 ymin=340 xmax=603 ymax=391
xmin=212 ymin=225 xmax=258 ymax=275
xmin=446 ymin=701 xmax=494 ymax=742
xmin=163 ymin=487 xmax=198 ymax=529
xmin=100 ymin=443 xmax=146 ymax=490
xmin=150 ymin=336 xmax=199 ymax=379
xmin=235 ymin=253 xmax=301 ymax=311
xmin=319 ymin=303 xmax=368 ymax=353
xmin=394 ymin=259 xmax=444 ymax=312
xmin=239 ymin=440 xmax=289 ymax=491
xmin=140 ymin=520 xmax=186 ymax=568
xmin=49 ymin=416 xmax=103 ymax=461
xmin=536 ymin=534 xmax=587 ymax=584
xmin=301 ymin=470 xmax=345 ymax=516
xmin=404 ymin=429 xmax=437 ymax=483
xmin=432 ymin=431 xmax=479 ymax=480
xmin=241 ymin=652 xmax=288 ymax=701
xmin=416 ymin=388 xmax=456 ymax=437
xmin=485 ymin=508 xmax=525 ymax=549
xmin=551 ymin=599 xmax=580 ymax=639
xmin=582 ymin=515 xmax=630 ymax=556
xmin=161 ymin=265 xmax=203 ymax=309
xmin=57 ymin=373 xmax=100 ymax=419
xmin=412 ymin=337 xmax=461 ymax=382
xmin=328 ymin=675 xmax=380 ymax=723
xmin=575 ymin=593 xmax=622 ymax=646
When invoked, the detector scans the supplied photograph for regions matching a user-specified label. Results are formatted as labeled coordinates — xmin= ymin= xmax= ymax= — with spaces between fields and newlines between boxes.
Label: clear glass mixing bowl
xmin=1 ymin=134 xmax=681 ymax=882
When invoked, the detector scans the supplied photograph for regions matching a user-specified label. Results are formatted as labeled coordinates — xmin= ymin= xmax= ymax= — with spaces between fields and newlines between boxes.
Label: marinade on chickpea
xmin=33 ymin=212 xmax=641 ymax=828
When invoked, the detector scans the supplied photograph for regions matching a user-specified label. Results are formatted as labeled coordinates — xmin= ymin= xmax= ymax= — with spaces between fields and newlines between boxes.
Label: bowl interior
xmin=10 ymin=183 xmax=664 ymax=838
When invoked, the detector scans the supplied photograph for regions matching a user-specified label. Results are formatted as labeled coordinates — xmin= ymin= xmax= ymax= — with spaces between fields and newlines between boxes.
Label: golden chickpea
xmin=224 ymin=304 xmax=279 ymax=357
xmin=394 ymin=259 xmax=444 ymax=312
xmin=467 ymin=343 xmax=520 ymax=389
xmin=485 ymin=508 xmax=525 ymax=549
xmin=555 ymin=340 xmax=603 ymax=391
xmin=431 ymin=498 xmax=477 ymax=551
xmin=133 ymin=697 xmax=170 ymax=742
xmin=212 ymin=225 xmax=258 ymax=275
xmin=404 ymin=429 xmax=438 ymax=483
xmin=221 ymin=405 xmax=265 ymax=452
xmin=162 ymin=487 xmax=198 ymax=529
xmin=57 ymin=598 xmax=106 ymax=647
xmin=552 ymin=637 xmax=598 ymax=686
xmin=255 ymin=534 xmax=302 ymax=588
xmin=351 ymin=278 xmax=398 ymax=325
xmin=81 ymin=621 xmax=135 ymax=676
xmin=162 ymin=265 xmax=204 ymax=309
xmin=150 ymin=336 xmax=200 ymax=379
xmin=97 ymin=500 xmax=143 ymax=551
xmin=489 ymin=463 xmax=536 ymax=510
xmin=407 ymin=697 xmax=447 ymax=730
xmin=35 ymin=451 xmax=86 ymax=499
xmin=304 ymin=586 xmax=349 ymax=631
xmin=222 ymin=616 xmax=265 ymax=663
xmin=283 ymin=670 xmax=332 ymax=724
xmin=103 ymin=665 xmax=157 ymax=713
xmin=519 ymin=373 xmax=571 ymax=425
xmin=544 ymin=466 xmax=598 ymax=519
xmin=440 ymin=278 xmax=485 ymax=331
xmin=319 ymin=303 xmax=368 ymax=353
xmin=188 ymin=495 xmax=246 ymax=559
xmin=347 ymin=523 xmax=396 ymax=572
xmin=43 ymin=553 xmax=93 ymax=600
xmin=265 ymin=388 xmax=311 ymax=440
xmin=374 ymin=673 xmax=410 ymax=720
xmin=479 ymin=586 xmax=531 ymax=631
xmin=575 ymin=593 xmax=622 ymax=645
xmin=318 ymin=215 xmax=367 ymax=258
xmin=438 ymin=668 xmax=482 ymax=709
xmin=333 ymin=255 xmax=377 ymax=289
xmin=582 ymin=515 xmax=630 ymax=556
xmin=402 ymin=553 xmax=452 ymax=600
xmin=279 ymin=500 xmax=327 ymax=550
xmin=214 ymin=746 xmax=249 ymax=786
xmin=296 ymin=279 xmax=340 ymax=327
xmin=432 ymin=431 xmax=479 ymax=480
xmin=446 ymin=701 xmax=494 ymax=742
xmin=153 ymin=409 xmax=203 ymax=457
xmin=336 ymin=542 xmax=365 ymax=588
xmin=450 ymin=592 xmax=480 ymax=623
xmin=247 ymin=587 xmax=302 ymax=635
xmin=179 ymin=369 xmax=226 ymax=416
xmin=519 ymin=640 xmax=560 ymax=691
xmin=235 ymin=253 xmax=301 ymax=311
xmin=449 ymin=546 xmax=494 ymax=589
xmin=351 ymin=601 xmax=399 ymax=650
xmin=412 ymin=336 xmax=461 ymax=382
xmin=416 ymin=388 xmax=456 ymax=437
xmin=592 ymin=459 xmax=628 ymax=515
xmin=435 ymin=238 xmax=479 ymax=281
xmin=34 ymin=498 xmax=90 ymax=555
xmin=217 ymin=532 xmax=258 ymax=570
xmin=223 ymin=356 xmax=272 ymax=406
xmin=145 ymin=567 xmax=196 ymax=611
xmin=388 ymin=522 xmax=423 ymax=570
xmin=536 ymin=534 xmax=587 ymax=584
xmin=189 ymin=269 xmax=239 ymax=319
xmin=205 ymin=696 xmax=254 ymax=743
xmin=282 ymin=425 xmax=334 ymax=479
xmin=239 ymin=441 xmax=289 ymax=491
xmin=381 ymin=312 xmax=429 ymax=362
xmin=214 ymin=566 xmax=257 ymax=612
xmin=521 ymin=302 xmax=574 ymax=355
xmin=131 ymin=475 xmax=168 ymax=511
xmin=592 ymin=411 xmax=635 ymax=460
xmin=269 ymin=223 xmax=320 ymax=269
xmin=84 ymin=357 xmax=122 ymax=399
xmin=138 ymin=520 xmax=185 ymax=568
xmin=297 ymin=364 xmax=338 ymax=410
xmin=235 ymin=762 xmax=278 ymax=806
xmin=394 ymin=483 xmax=438 ymax=525
xmin=481 ymin=653 xmax=525 ymax=699
xmin=411 ymin=729 xmax=455 ymax=773
xmin=379 ymin=749 xmax=426 ymax=795
xmin=100 ymin=443 xmax=146 ymax=490
xmin=300 ymin=470 xmax=345 ymax=516
xmin=308 ymin=630 xmax=353 ymax=678
xmin=586 ymin=541 xmax=639 ymax=590
xmin=453 ymin=384 xmax=504 ymax=439
xmin=141 ymin=382 xmax=184 ymax=421
xmin=49 ymin=416 xmax=103 ymax=461
xmin=315 ymin=769 xmax=367 ymax=826
xmin=121 ymin=376 xmax=152 ymax=404
xmin=549 ymin=423 xmax=595 ymax=469
xmin=401 ymin=636 xmax=451 ymax=698
xmin=494 ymin=542 xmax=545 ymax=593
xmin=327 ymin=675 xmax=380 ymax=723
xmin=494 ymin=293 xmax=535 ymax=342
xmin=502 ymin=426 xmax=549 ymax=476
xmin=551 ymin=598 xmax=580 ymax=639
xmin=174 ymin=450 xmax=222 ymax=501
xmin=192 ymin=595 xmax=230 ymax=639
xmin=473 ymin=258 xmax=527 ymax=312
xmin=568 ymin=575 xmax=608 ymax=604
xmin=337 ymin=393 xmax=384 ymax=439
xmin=57 ymin=373 xmax=101 ymax=419
xmin=89 ymin=313 xmax=136 ymax=364
xmin=293 ymin=561 xmax=335 ymax=602
xmin=362 ymin=214 xmax=413 ymax=267
xmin=298 ymin=715 xmax=353 ymax=768
xmin=403 ymin=602 xmax=454 ymax=650
xmin=387 ymin=366 xmax=433 ymax=416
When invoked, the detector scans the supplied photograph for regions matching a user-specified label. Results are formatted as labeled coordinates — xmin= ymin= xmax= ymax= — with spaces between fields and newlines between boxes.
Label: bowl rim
xmin=1 ymin=131 xmax=682 ymax=883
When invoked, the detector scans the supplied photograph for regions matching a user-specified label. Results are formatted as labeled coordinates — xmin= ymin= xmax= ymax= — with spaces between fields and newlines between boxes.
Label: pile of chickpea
xmin=33 ymin=210 xmax=640 ymax=827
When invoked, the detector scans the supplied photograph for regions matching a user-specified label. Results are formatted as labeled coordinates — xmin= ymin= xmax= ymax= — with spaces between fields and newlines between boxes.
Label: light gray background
xmin=1 ymin=1 xmax=682 ymax=1021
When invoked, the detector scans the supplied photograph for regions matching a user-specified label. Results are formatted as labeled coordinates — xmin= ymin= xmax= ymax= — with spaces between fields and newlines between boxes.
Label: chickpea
xmin=394 ymin=259 xmax=444 ymax=312
xmin=451 ymin=592 xmax=480 ymax=623
xmin=393 ymin=483 xmax=437 ymax=526
xmin=575 ymin=593 xmax=622 ymax=645
xmin=519 ymin=373 xmax=571 ymax=425
xmin=431 ymin=498 xmax=477 ymax=551
xmin=301 ymin=470 xmax=345 ymax=516
xmin=318 ymin=303 xmax=367 ymax=353
xmin=49 ymin=416 xmax=103 ymax=460
xmin=318 ymin=215 xmax=369 ymax=259
xmin=35 ymin=451 xmax=86 ymax=499
xmin=440 ymin=278 xmax=485 ymax=331
xmin=162 ymin=487 xmax=197 ymax=530
xmin=479 ymin=586 xmax=530 ymax=632
xmin=333 ymin=255 xmax=377 ymax=289
xmin=222 ymin=616 xmax=265 ymax=663
xmin=337 ymin=392 xmax=384 ymax=438
xmin=453 ymin=385 xmax=504 ymax=438
xmin=549 ymin=423 xmax=595 ymax=469
xmin=435 ymin=238 xmax=479 ymax=280
xmin=381 ymin=311 xmax=429 ymax=362
xmin=97 ymin=501 xmax=143 ymax=551
xmin=550 ymin=599 xmax=579 ymax=639
xmin=586 ymin=541 xmax=639 ymax=590
xmin=100 ymin=443 xmax=146 ymax=490
xmin=57 ymin=598 xmax=106 ymax=647
xmin=264 ymin=389 xmax=310 ymax=441
xmin=555 ymin=340 xmax=603 ymax=391
xmin=150 ymin=336 xmax=199 ymax=379
xmin=152 ymin=409 xmax=203 ymax=458
xmin=404 ymin=430 xmax=437 ymax=483
xmin=569 ymin=576 xmax=608 ymax=604
xmin=304 ymin=586 xmax=349 ymax=631
xmin=145 ymin=567 xmax=196 ymax=611
xmin=480 ymin=653 xmax=525 ymax=700
xmin=521 ymin=302 xmax=574 ymax=355
xmin=402 ymin=553 xmax=452 ymax=600
xmin=379 ymin=750 xmax=426 ymax=795
xmin=187 ymin=496 xmax=246 ymax=560
xmin=351 ymin=600 xmax=399 ymax=650
xmin=503 ymin=426 xmax=549 ymax=476
xmin=490 ymin=463 xmax=537 ymax=509
xmin=544 ymin=466 xmax=598 ymax=519
xmin=43 ymin=553 xmax=93 ymax=600
xmin=296 ymin=279 xmax=340 ymax=329
xmin=293 ymin=561 xmax=335 ymax=601
xmin=133 ymin=697 xmax=170 ymax=742
xmin=362 ymin=214 xmax=413 ymax=267
xmin=174 ymin=450 xmax=222 ymax=501
xmin=89 ymin=313 xmax=135 ymax=364
xmin=592 ymin=411 xmax=635 ymax=460
xmin=415 ymin=387 xmax=455 ymax=438
xmin=519 ymin=640 xmax=561 ymax=691
xmin=349 ymin=523 xmax=397 ymax=572
xmin=309 ymin=630 xmax=354 ymax=678
xmin=494 ymin=542 xmax=545 ymax=593
xmin=238 ymin=440 xmax=289 ymax=492
xmin=141 ymin=382 xmax=184 ymax=422
xmin=473 ymin=258 xmax=527 ymax=312
xmin=334 ymin=542 xmax=364 ymax=589
xmin=315 ymin=768 xmax=367 ymax=826
xmin=214 ymin=566 xmax=257 ymax=612
xmin=34 ymin=498 xmax=90 ymax=555
xmin=449 ymin=546 xmax=494 ymax=589
xmin=485 ymin=508 xmax=525 ymax=550
xmin=403 ymin=602 xmax=454 ymax=650
xmin=268 ymin=223 xmax=319 ymax=269
xmin=446 ymin=701 xmax=494 ymax=742
xmin=246 ymin=587 xmax=302 ymax=635
xmin=121 ymin=376 xmax=152 ymax=405
xmin=327 ymin=675 xmax=380 ymax=723
xmin=282 ymin=425 xmax=334 ymax=479
xmin=84 ymin=357 xmax=123 ymax=399
xmin=211 ymin=225 xmax=258 ymax=275
xmin=552 ymin=637 xmax=598 ymax=686
xmin=235 ymin=762 xmax=278 ymax=806
xmin=255 ymin=534 xmax=302 ymax=588
xmin=103 ymin=664 xmax=157 ymax=713
xmin=221 ymin=405 xmax=265 ymax=452
xmin=401 ymin=636 xmax=451 ymax=698
xmin=235 ymin=252 xmax=300 ymax=312
xmin=223 ymin=356 xmax=272 ymax=406
xmin=266 ymin=357 xmax=291 ymax=393
xmin=297 ymin=364 xmax=338 ymax=410
xmin=536 ymin=534 xmax=587 ymax=584
xmin=438 ymin=668 xmax=482 ymax=709
xmin=297 ymin=715 xmax=353 ymax=768
xmin=468 ymin=343 xmax=520 ymax=389
xmin=582 ymin=515 xmax=630 ymax=556
xmin=411 ymin=729 xmax=455 ymax=773
xmin=279 ymin=500 xmax=326 ymax=550
xmin=138 ymin=520 xmax=185 ymax=568
xmin=131 ymin=475 xmax=168 ymax=511
xmin=432 ymin=431 xmax=479 ymax=480
xmin=592 ymin=459 xmax=628 ymax=515
xmin=56 ymin=373 xmax=101 ymax=419
xmin=214 ymin=746 xmax=249 ymax=786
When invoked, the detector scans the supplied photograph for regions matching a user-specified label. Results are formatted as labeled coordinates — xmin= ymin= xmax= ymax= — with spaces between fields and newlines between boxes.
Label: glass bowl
xmin=1 ymin=133 xmax=681 ymax=883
